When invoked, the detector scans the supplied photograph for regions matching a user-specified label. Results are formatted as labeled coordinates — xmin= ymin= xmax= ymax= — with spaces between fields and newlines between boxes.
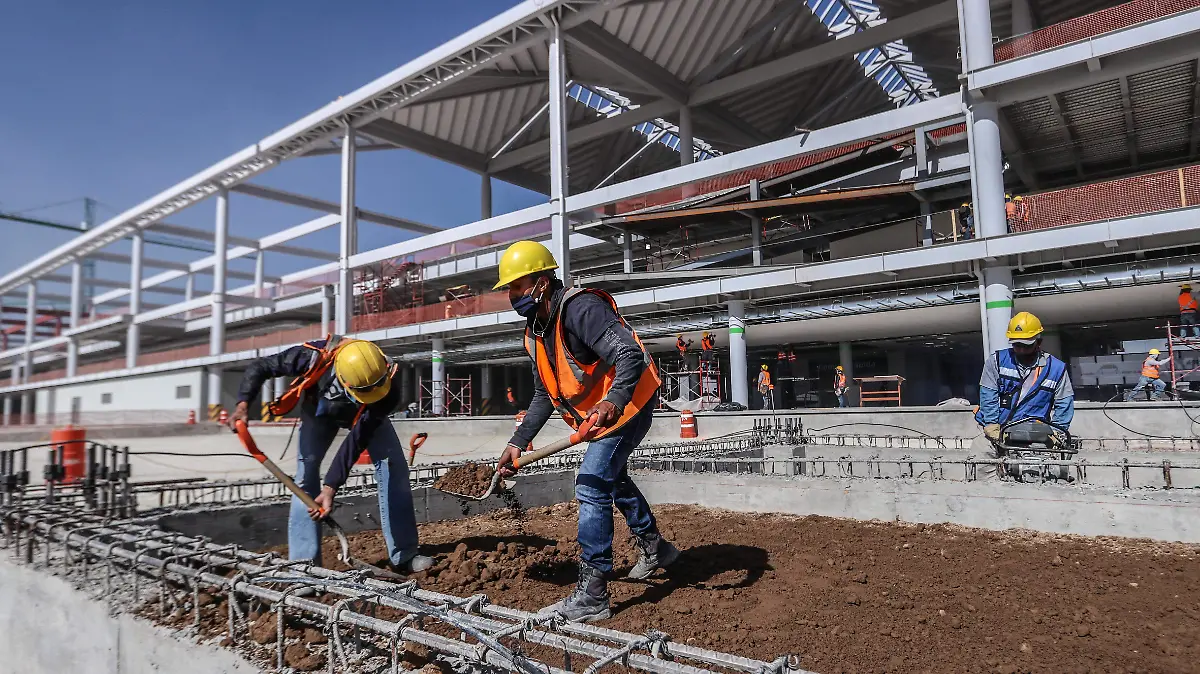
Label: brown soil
xmin=316 ymin=502 xmax=1200 ymax=674
xmin=433 ymin=462 xmax=496 ymax=498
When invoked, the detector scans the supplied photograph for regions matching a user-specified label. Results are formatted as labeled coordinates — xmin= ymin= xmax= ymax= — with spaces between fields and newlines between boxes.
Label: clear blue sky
xmin=0 ymin=0 xmax=543 ymax=306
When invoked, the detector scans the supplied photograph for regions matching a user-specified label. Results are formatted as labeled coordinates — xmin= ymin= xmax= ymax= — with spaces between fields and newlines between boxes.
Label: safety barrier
xmin=1010 ymin=164 xmax=1200 ymax=233
xmin=994 ymin=0 xmax=1200 ymax=62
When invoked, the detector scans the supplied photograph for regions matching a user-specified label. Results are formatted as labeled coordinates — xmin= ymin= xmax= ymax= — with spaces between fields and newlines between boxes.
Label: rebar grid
xmin=0 ymin=505 xmax=807 ymax=674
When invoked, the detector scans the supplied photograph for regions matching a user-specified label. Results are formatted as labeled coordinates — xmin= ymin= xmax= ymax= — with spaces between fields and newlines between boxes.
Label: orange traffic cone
xmin=680 ymin=409 xmax=697 ymax=439
xmin=186 ymin=410 xmax=196 ymax=425
xmin=217 ymin=409 xmax=228 ymax=425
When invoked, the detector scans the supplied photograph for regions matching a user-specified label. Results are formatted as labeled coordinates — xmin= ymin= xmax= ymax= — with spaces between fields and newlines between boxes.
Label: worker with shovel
xmin=229 ymin=338 xmax=433 ymax=573
xmin=493 ymin=240 xmax=679 ymax=623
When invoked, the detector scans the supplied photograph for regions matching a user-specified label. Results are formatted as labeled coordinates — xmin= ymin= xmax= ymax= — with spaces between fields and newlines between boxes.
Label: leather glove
xmin=983 ymin=424 xmax=1002 ymax=442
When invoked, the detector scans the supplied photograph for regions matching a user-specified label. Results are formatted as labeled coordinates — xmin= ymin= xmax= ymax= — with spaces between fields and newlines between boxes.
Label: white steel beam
xmin=689 ymin=0 xmax=809 ymax=86
xmin=338 ymin=125 xmax=357 ymax=334
xmin=151 ymin=221 xmax=337 ymax=261
xmin=548 ymin=19 xmax=571 ymax=282
xmin=210 ymin=190 xmax=229 ymax=357
xmin=126 ymin=230 xmax=143 ymax=368
xmin=230 ymin=182 xmax=439 ymax=235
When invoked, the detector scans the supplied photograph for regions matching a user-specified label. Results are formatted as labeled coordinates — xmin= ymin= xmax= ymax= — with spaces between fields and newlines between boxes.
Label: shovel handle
xmin=513 ymin=416 xmax=598 ymax=470
xmin=235 ymin=420 xmax=327 ymax=516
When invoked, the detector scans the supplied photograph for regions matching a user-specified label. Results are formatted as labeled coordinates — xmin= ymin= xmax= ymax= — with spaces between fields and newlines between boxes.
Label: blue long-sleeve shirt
xmin=237 ymin=340 xmax=402 ymax=490
xmin=978 ymin=351 xmax=1075 ymax=428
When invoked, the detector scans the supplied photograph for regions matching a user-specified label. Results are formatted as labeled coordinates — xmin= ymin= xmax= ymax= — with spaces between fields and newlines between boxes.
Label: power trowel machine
xmin=990 ymin=417 xmax=1077 ymax=483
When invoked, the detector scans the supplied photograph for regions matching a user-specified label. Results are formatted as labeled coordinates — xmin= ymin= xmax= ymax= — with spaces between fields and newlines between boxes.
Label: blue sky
xmin=0 ymin=0 xmax=542 ymax=306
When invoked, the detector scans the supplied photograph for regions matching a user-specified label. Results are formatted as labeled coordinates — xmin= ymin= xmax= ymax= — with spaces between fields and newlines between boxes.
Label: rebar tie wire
xmin=583 ymin=630 xmax=670 ymax=674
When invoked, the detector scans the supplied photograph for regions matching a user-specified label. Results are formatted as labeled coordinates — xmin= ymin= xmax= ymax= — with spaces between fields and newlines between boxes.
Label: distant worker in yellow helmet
xmin=492 ymin=240 xmax=675 ymax=623
xmin=230 ymin=337 xmax=433 ymax=573
xmin=1179 ymin=283 xmax=1198 ymax=338
xmin=973 ymin=311 xmax=1075 ymax=477
xmin=1125 ymin=348 xmax=1172 ymax=402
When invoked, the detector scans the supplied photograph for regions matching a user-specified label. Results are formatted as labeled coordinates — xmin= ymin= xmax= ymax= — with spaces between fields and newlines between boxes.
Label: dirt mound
xmin=319 ymin=502 xmax=1200 ymax=674
xmin=434 ymin=462 xmax=495 ymax=498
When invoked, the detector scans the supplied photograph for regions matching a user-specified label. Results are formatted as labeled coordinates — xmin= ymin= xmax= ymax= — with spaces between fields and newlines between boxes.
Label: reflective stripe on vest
xmin=523 ymin=288 xmax=661 ymax=439
xmin=1181 ymin=293 xmax=1198 ymax=313
xmin=974 ymin=349 xmax=1068 ymax=426
xmin=268 ymin=334 xmax=349 ymax=417
xmin=1142 ymin=357 xmax=1160 ymax=379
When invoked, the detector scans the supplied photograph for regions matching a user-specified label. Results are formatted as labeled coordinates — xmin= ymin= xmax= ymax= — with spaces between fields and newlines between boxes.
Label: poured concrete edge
xmin=156 ymin=470 xmax=577 ymax=550
xmin=635 ymin=470 xmax=1200 ymax=543
xmin=0 ymin=555 xmax=259 ymax=674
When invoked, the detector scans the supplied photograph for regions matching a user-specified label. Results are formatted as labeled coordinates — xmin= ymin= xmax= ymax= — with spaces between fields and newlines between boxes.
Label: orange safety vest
xmin=268 ymin=334 xmax=351 ymax=417
xmin=834 ymin=372 xmax=846 ymax=390
xmin=1180 ymin=292 xmax=1198 ymax=314
xmin=1005 ymin=202 xmax=1018 ymax=219
xmin=758 ymin=371 xmax=772 ymax=390
xmin=523 ymin=288 xmax=661 ymax=439
xmin=1142 ymin=357 xmax=1161 ymax=379
xmin=701 ymin=335 xmax=714 ymax=351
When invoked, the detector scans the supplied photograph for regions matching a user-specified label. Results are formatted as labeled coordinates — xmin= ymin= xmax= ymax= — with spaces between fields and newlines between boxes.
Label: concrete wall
xmin=636 ymin=471 xmax=1200 ymax=543
xmin=0 ymin=556 xmax=258 ymax=674
xmin=35 ymin=369 xmax=206 ymax=425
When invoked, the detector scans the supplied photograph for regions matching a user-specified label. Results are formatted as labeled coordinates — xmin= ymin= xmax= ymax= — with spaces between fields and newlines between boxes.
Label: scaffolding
xmin=418 ymin=374 xmax=473 ymax=417
xmin=357 ymin=258 xmax=424 ymax=317
xmin=1163 ymin=321 xmax=1200 ymax=396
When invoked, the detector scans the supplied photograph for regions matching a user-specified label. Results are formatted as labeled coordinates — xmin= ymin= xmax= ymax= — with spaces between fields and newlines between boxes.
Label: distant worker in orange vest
xmin=834 ymin=365 xmax=849 ymax=408
xmin=676 ymin=334 xmax=692 ymax=361
xmin=1180 ymin=283 xmax=1199 ymax=338
xmin=1126 ymin=348 xmax=1172 ymax=401
xmin=1004 ymin=194 xmax=1018 ymax=230
xmin=506 ymin=386 xmax=517 ymax=409
xmin=492 ymin=240 xmax=677 ymax=623
xmin=758 ymin=364 xmax=773 ymax=409
xmin=700 ymin=332 xmax=715 ymax=366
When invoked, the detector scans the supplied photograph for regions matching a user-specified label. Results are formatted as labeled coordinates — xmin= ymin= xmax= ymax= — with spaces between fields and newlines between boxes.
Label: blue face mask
xmin=511 ymin=283 xmax=542 ymax=318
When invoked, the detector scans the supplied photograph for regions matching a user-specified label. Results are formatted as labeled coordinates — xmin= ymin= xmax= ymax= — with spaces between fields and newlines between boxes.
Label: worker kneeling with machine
xmin=974 ymin=312 xmax=1077 ymax=482
xmin=230 ymin=338 xmax=433 ymax=573
xmin=493 ymin=240 xmax=679 ymax=623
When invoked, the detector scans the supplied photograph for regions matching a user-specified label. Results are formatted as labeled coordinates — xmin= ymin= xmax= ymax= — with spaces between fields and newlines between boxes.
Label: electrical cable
xmin=803 ymin=422 xmax=948 ymax=447
xmin=1099 ymin=391 xmax=1200 ymax=438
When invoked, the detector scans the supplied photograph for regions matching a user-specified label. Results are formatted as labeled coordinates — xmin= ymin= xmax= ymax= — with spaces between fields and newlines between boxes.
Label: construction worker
xmin=958 ymin=202 xmax=975 ymax=239
xmin=230 ymin=338 xmax=433 ymax=573
xmin=492 ymin=241 xmax=677 ymax=623
xmin=1013 ymin=195 xmax=1030 ymax=229
xmin=974 ymin=312 xmax=1075 ymax=478
xmin=676 ymin=334 xmax=692 ymax=361
xmin=758 ymin=364 xmax=773 ymax=409
xmin=1180 ymin=284 xmax=1199 ymax=338
xmin=700 ymin=332 xmax=715 ymax=366
xmin=1004 ymin=194 xmax=1017 ymax=230
xmin=1126 ymin=348 xmax=1172 ymax=401
xmin=834 ymin=365 xmax=849 ymax=408
xmin=506 ymin=386 xmax=518 ymax=410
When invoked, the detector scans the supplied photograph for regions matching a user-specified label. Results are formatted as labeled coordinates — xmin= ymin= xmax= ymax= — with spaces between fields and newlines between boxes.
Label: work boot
xmin=627 ymin=533 xmax=680 ymax=580
xmin=538 ymin=562 xmax=611 ymax=623
xmin=391 ymin=554 xmax=435 ymax=574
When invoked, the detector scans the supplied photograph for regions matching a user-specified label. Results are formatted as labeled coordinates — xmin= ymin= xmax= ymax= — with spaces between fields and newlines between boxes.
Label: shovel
xmin=233 ymin=420 xmax=405 ymax=580
xmin=439 ymin=415 xmax=598 ymax=501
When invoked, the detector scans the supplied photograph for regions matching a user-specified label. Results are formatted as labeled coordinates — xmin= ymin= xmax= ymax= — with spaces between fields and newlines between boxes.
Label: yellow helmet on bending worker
xmin=335 ymin=340 xmax=392 ymax=404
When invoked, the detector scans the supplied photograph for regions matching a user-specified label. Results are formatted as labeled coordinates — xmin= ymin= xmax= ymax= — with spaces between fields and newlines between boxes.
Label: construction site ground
xmin=301 ymin=502 xmax=1200 ymax=674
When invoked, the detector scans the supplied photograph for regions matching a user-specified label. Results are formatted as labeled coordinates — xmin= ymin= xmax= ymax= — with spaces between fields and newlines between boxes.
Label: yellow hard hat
xmin=1005 ymin=311 xmax=1044 ymax=342
xmin=1005 ymin=193 xmax=1012 ymax=199
xmin=761 ymin=364 xmax=769 ymax=370
xmin=1149 ymin=348 xmax=1161 ymax=355
xmin=334 ymin=340 xmax=392 ymax=404
xmin=836 ymin=365 xmax=844 ymax=371
xmin=961 ymin=202 xmax=969 ymax=208
xmin=1014 ymin=195 xmax=1024 ymax=201
xmin=493 ymin=240 xmax=559 ymax=290
xmin=1183 ymin=283 xmax=1193 ymax=291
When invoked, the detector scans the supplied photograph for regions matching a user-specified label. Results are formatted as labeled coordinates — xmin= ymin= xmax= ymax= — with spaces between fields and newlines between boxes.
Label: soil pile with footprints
xmin=314 ymin=502 xmax=1200 ymax=674
xmin=433 ymin=462 xmax=496 ymax=498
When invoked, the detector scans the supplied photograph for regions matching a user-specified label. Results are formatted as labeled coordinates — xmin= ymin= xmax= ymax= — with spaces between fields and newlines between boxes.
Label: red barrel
xmin=51 ymin=425 xmax=87 ymax=482
xmin=680 ymin=410 xmax=697 ymax=439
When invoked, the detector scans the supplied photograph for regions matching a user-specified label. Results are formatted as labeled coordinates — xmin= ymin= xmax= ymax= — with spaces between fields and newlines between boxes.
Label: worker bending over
xmin=974 ymin=312 xmax=1075 ymax=477
xmin=834 ymin=365 xmax=849 ymax=408
xmin=758 ymin=364 xmax=773 ymax=409
xmin=1180 ymin=284 xmax=1198 ymax=338
xmin=493 ymin=241 xmax=678 ymax=623
xmin=230 ymin=339 xmax=433 ymax=573
xmin=1126 ymin=348 xmax=1172 ymax=401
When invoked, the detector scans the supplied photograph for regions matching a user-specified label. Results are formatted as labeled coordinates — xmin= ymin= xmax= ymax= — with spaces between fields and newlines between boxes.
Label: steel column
xmin=480 ymin=365 xmax=493 ymax=415
xmin=839 ymin=342 xmax=855 ymax=405
xmin=210 ymin=189 xmax=229 ymax=357
xmin=960 ymin=0 xmax=995 ymax=72
xmin=967 ymin=101 xmax=1007 ymax=239
xmin=1010 ymin=0 xmax=1034 ymax=36
xmin=622 ymin=227 xmax=634 ymax=274
xmin=126 ymin=230 xmax=144 ymax=368
xmin=338 ymin=126 xmax=358 ymax=334
xmin=22 ymin=282 xmax=35 ymax=382
xmin=183 ymin=272 xmax=195 ymax=321
xmin=983 ymin=265 xmax=1014 ymax=355
xmin=207 ymin=366 xmax=223 ymax=414
xmin=1 ymin=396 xmax=9 ymax=426
xmin=749 ymin=180 xmax=763 ymax=266
xmin=548 ymin=19 xmax=571 ymax=283
xmin=727 ymin=300 xmax=748 ymax=406
xmin=321 ymin=285 xmax=334 ymax=334
xmin=432 ymin=337 xmax=446 ymax=416
xmin=67 ymin=253 xmax=83 ymax=377
xmin=19 ymin=392 xmax=31 ymax=423
xmin=254 ymin=249 xmax=265 ymax=298
xmin=678 ymin=107 xmax=694 ymax=166
xmin=481 ymin=172 xmax=493 ymax=220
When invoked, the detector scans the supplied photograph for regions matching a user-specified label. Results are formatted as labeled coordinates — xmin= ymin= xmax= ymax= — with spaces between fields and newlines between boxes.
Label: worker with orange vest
xmin=700 ymin=332 xmax=715 ymax=366
xmin=1180 ymin=283 xmax=1198 ymax=338
xmin=834 ymin=365 xmax=849 ymax=408
xmin=230 ymin=338 xmax=433 ymax=573
xmin=1126 ymin=348 xmax=1172 ymax=401
xmin=1004 ymin=194 xmax=1018 ymax=229
xmin=492 ymin=241 xmax=677 ymax=623
xmin=506 ymin=386 xmax=518 ymax=409
xmin=758 ymin=364 xmax=773 ymax=409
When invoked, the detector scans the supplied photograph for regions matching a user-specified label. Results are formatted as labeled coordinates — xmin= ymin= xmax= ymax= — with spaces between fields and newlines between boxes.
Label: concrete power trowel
xmin=991 ymin=417 xmax=1077 ymax=483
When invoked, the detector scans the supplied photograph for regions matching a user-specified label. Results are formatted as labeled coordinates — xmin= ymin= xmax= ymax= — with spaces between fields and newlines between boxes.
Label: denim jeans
xmin=836 ymin=392 xmax=849 ymax=408
xmin=1182 ymin=312 xmax=1198 ymax=338
xmin=1126 ymin=376 xmax=1166 ymax=401
xmin=575 ymin=405 xmax=658 ymax=573
xmin=288 ymin=414 xmax=419 ymax=566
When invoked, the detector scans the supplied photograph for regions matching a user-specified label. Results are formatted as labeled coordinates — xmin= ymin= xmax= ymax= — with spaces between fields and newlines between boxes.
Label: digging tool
xmin=408 ymin=432 xmax=428 ymax=464
xmin=233 ymin=420 xmax=405 ymax=579
xmin=438 ymin=415 xmax=599 ymax=501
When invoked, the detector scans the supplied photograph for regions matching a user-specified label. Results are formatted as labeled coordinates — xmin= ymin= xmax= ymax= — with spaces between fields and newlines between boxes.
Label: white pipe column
xmin=184 ymin=272 xmax=194 ymax=320
xmin=19 ymin=392 xmax=31 ymax=424
xmin=431 ymin=337 xmax=446 ymax=416
xmin=338 ymin=126 xmax=358 ymax=334
xmin=984 ymin=265 xmax=1015 ymax=355
xmin=1 ymin=397 xmax=9 ymax=426
xmin=727 ymin=300 xmax=748 ymax=406
xmin=321 ymin=285 xmax=334 ymax=334
xmin=481 ymin=173 xmax=493 ymax=220
xmin=67 ymin=250 xmax=84 ymax=377
xmin=125 ymin=230 xmax=143 ymax=368
xmin=480 ymin=365 xmax=493 ymax=415
xmin=1011 ymin=0 xmax=1034 ymax=35
xmin=254 ymin=249 xmax=265 ymax=298
xmin=210 ymin=189 xmax=229 ymax=357
xmin=262 ymin=377 xmax=275 ymax=419
xmin=207 ymin=366 xmax=223 ymax=419
xmin=547 ymin=19 xmax=571 ymax=283
xmin=23 ymin=282 xmax=35 ymax=383
xmin=622 ymin=228 xmax=634 ymax=274
xmin=678 ymin=107 xmax=694 ymax=166
xmin=749 ymin=180 xmax=763 ymax=266
xmin=839 ymin=342 xmax=855 ymax=406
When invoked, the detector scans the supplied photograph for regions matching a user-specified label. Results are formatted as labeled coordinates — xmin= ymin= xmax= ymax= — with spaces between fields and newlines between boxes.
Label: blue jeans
xmin=575 ymin=406 xmax=658 ymax=574
xmin=288 ymin=414 xmax=419 ymax=566
xmin=1127 ymin=376 xmax=1166 ymax=401
xmin=1182 ymin=312 xmax=1198 ymax=338
xmin=836 ymin=392 xmax=849 ymax=408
